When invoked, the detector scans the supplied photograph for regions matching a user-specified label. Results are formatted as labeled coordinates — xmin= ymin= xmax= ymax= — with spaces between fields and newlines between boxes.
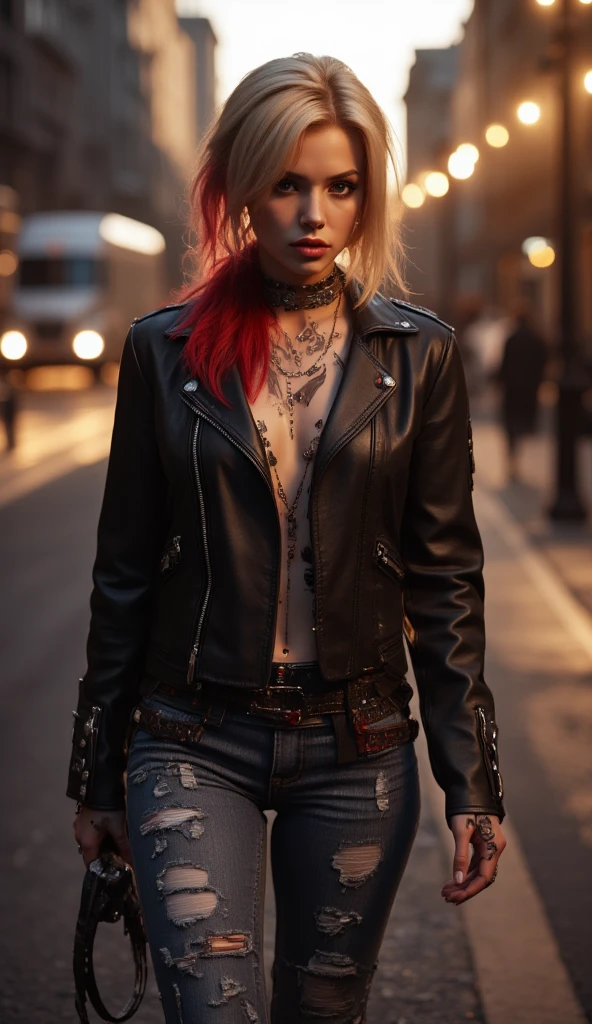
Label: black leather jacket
xmin=67 ymin=283 xmax=504 ymax=823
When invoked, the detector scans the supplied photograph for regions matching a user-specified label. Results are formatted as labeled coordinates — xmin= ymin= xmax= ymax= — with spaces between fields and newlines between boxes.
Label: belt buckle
xmin=249 ymin=685 xmax=304 ymax=726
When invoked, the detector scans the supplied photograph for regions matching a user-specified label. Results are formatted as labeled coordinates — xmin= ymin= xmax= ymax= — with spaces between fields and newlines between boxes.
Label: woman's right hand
xmin=73 ymin=805 xmax=132 ymax=867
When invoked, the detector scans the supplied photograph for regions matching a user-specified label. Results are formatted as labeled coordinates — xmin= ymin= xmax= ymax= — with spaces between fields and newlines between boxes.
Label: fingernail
xmin=455 ymin=871 xmax=463 ymax=884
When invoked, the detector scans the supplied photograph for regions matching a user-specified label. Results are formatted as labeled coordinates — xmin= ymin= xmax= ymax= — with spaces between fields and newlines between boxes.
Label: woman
xmin=69 ymin=54 xmax=505 ymax=1023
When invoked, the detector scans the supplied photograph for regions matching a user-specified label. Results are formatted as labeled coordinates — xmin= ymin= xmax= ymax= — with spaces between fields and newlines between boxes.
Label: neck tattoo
xmin=268 ymin=289 xmax=343 ymax=440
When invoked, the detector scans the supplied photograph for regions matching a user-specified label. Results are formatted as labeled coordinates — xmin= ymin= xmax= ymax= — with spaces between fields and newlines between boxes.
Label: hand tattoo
xmin=475 ymin=814 xmax=497 ymax=860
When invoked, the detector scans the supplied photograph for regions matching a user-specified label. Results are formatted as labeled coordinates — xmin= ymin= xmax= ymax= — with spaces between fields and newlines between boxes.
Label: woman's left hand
xmin=441 ymin=813 xmax=506 ymax=904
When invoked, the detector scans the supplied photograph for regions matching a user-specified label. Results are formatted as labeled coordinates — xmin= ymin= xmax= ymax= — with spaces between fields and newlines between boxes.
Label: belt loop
xmin=205 ymin=697 xmax=227 ymax=728
xmin=331 ymin=713 xmax=358 ymax=764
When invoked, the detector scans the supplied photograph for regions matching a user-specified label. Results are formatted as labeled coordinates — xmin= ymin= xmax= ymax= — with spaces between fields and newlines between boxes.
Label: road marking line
xmin=475 ymin=484 xmax=592 ymax=662
xmin=417 ymin=730 xmax=587 ymax=1024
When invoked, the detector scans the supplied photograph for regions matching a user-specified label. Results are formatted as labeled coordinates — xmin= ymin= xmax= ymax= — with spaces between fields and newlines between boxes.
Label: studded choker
xmin=261 ymin=265 xmax=345 ymax=312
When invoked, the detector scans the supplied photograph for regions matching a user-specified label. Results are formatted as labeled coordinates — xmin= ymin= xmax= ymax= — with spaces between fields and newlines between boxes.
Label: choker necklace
xmin=262 ymin=265 xmax=345 ymax=311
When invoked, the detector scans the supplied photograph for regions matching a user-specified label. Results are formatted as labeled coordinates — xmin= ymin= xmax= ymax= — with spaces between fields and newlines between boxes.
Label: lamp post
xmin=548 ymin=0 xmax=587 ymax=520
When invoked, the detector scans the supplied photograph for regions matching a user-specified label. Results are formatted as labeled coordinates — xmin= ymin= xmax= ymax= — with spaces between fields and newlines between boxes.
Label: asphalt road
xmin=0 ymin=386 xmax=590 ymax=1023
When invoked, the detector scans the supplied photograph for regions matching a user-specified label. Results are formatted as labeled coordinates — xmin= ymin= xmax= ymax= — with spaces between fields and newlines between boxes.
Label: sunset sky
xmin=176 ymin=0 xmax=474 ymax=176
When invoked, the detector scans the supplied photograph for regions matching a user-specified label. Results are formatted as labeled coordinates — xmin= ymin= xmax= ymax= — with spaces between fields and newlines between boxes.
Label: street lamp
xmin=517 ymin=100 xmax=542 ymax=123
xmin=548 ymin=0 xmax=588 ymax=520
xmin=485 ymin=123 xmax=510 ymax=147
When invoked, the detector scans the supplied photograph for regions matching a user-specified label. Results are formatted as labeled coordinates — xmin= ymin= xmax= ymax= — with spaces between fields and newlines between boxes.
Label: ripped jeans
xmin=126 ymin=695 xmax=420 ymax=1024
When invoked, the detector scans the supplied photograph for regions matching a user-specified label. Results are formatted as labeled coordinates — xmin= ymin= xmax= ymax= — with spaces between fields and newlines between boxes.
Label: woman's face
xmin=249 ymin=125 xmax=365 ymax=285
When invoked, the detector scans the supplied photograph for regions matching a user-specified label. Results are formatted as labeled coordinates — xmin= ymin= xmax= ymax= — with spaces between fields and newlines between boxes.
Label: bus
xmin=0 ymin=211 xmax=168 ymax=373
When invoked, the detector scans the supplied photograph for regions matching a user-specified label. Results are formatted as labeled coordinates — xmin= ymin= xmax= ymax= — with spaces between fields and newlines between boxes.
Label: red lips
xmin=290 ymin=238 xmax=330 ymax=247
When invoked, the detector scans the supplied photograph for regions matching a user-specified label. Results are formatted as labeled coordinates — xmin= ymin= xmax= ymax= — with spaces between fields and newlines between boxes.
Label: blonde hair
xmin=183 ymin=53 xmax=407 ymax=306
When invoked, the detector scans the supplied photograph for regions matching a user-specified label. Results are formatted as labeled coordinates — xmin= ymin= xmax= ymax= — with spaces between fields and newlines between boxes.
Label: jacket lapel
xmin=166 ymin=302 xmax=268 ymax=480
xmin=166 ymin=283 xmax=419 ymax=487
xmin=311 ymin=284 xmax=418 ymax=485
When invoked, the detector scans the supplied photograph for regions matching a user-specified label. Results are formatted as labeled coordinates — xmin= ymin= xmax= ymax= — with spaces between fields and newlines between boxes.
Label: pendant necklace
xmin=256 ymin=417 xmax=323 ymax=654
xmin=269 ymin=287 xmax=342 ymax=440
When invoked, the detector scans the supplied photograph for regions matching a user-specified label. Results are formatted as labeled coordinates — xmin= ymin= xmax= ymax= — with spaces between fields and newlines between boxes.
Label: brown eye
xmin=330 ymin=181 xmax=357 ymax=196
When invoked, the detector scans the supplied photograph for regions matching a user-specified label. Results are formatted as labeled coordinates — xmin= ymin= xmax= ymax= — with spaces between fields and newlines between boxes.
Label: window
xmin=19 ymin=256 xmax=107 ymax=287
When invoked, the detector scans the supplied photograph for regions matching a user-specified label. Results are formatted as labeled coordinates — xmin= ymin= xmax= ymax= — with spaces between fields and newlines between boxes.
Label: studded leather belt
xmin=132 ymin=669 xmax=418 ymax=757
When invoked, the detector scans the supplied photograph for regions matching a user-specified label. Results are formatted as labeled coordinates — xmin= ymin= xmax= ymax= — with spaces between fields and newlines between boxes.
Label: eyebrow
xmin=283 ymin=169 xmax=360 ymax=182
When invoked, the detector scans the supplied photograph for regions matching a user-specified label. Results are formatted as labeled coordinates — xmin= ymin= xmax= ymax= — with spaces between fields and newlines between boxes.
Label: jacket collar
xmin=164 ymin=279 xmax=420 ymax=341
xmin=174 ymin=278 xmax=417 ymax=488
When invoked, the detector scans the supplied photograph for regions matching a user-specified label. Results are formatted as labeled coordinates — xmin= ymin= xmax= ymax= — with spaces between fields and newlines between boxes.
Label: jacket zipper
xmin=181 ymin=395 xmax=281 ymax=684
xmin=475 ymin=705 xmax=504 ymax=802
xmin=186 ymin=418 xmax=212 ymax=684
xmin=375 ymin=541 xmax=405 ymax=581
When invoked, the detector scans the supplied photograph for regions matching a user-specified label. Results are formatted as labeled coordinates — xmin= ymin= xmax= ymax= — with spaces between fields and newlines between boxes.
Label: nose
xmin=300 ymin=189 xmax=325 ymax=230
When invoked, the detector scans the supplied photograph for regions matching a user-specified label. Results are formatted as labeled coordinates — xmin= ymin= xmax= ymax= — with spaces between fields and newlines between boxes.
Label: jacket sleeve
xmin=66 ymin=323 xmax=168 ymax=810
xmin=401 ymin=331 xmax=505 ymax=824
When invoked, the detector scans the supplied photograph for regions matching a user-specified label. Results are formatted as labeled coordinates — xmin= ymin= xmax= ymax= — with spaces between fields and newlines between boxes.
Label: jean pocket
xmin=142 ymin=696 xmax=208 ymax=726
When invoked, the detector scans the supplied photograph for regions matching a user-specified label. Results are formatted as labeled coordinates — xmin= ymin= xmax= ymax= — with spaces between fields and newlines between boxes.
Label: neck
xmin=261 ymin=264 xmax=344 ymax=313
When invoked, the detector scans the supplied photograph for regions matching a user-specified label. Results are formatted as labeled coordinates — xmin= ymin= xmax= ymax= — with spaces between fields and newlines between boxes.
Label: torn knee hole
xmin=160 ymin=933 xmax=253 ymax=977
xmin=157 ymin=863 xmax=219 ymax=926
xmin=315 ymin=907 xmax=362 ymax=936
xmin=375 ymin=771 xmax=389 ymax=812
xmin=130 ymin=761 xmax=198 ymax=792
xmin=208 ymin=975 xmax=246 ymax=1007
xmin=140 ymin=806 xmax=205 ymax=849
xmin=298 ymin=953 xmax=365 ymax=1019
xmin=331 ymin=842 xmax=382 ymax=888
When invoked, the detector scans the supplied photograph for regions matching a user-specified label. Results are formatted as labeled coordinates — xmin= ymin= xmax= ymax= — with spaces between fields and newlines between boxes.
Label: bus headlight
xmin=72 ymin=330 xmax=104 ymax=360
xmin=1 ymin=331 xmax=27 ymax=360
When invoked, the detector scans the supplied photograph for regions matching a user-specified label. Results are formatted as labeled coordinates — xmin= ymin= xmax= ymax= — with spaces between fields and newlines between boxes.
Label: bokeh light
xmin=535 ymin=0 xmax=555 ymax=6
xmin=0 ymin=250 xmax=18 ymax=276
xmin=72 ymin=330 xmax=105 ymax=360
xmin=0 ymin=331 xmax=27 ymax=360
xmin=584 ymin=70 xmax=592 ymax=94
xmin=529 ymin=245 xmax=555 ymax=268
xmin=448 ymin=151 xmax=475 ymax=180
xmin=522 ymin=237 xmax=556 ymax=268
xmin=517 ymin=101 xmax=541 ymax=125
xmin=456 ymin=143 xmax=480 ymax=163
xmin=424 ymin=172 xmax=449 ymax=197
xmin=485 ymin=124 xmax=510 ymax=147
xmin=401 ymin=183 xmax=425 ymax=208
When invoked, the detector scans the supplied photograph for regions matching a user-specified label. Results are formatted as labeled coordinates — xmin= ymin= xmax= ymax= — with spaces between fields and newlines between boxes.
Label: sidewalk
xmin=471 ymin=410 xmax=592 ymax=617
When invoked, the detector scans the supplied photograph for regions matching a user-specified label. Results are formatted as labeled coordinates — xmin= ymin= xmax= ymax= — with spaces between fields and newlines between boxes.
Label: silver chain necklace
xmin=269 ymin=289 xmax=342 ymax=440
xmin=256 ymin=417 xmax=323 ymax=654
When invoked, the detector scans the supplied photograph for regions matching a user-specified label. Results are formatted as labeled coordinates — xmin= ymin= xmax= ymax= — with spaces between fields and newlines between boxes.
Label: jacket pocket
xmin=159 ymin=535 xmax=181 ymax=575
xmin=475 ymin=705 xmax=504 ymax=803
xmin=374 ymin=540 xmax=405 ymax=583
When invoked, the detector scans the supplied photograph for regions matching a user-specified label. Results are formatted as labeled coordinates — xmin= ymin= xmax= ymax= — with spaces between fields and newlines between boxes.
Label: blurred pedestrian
xmin=497 ymin=302 xmax=547 ymax=481
xmin=68 ymin=53 xmax=506 ymax=1023
xmin=0 ymin=370 xmax=17 ymax=451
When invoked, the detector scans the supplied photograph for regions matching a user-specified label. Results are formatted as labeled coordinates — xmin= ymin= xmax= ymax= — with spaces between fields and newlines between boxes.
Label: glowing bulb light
xmin=401 ymin=183 xmax=425 ymax=209
xmin=448 ymin=151 xmax=475 ymax=180
xmin=578 ymin=0 xmax=592 ymax=6
xmin=424 ymin=172 xmax=449 ymax=198
xmin=517 ymin=102 xmax=541 ymax=125
xmin=72 ymin=330 xmax=105 ymax=360
xmin=536 ymin=0 xmax=555 ymax=6
xmin=485 ymin=124 xmax=510 ymax=148
xmin=585 ymin=70 xmax=592 ymax=94
xmin=0 ymin=330 xmax=27 ymax=360
xmin=529 ymin=245 xmax=555 ymax=268
xmin=457 ymin=143 xmax=480 ymax=163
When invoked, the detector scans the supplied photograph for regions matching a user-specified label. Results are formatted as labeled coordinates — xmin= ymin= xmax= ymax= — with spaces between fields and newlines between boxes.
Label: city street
xmin=0 ymin=385 xmax=591 ymax=1024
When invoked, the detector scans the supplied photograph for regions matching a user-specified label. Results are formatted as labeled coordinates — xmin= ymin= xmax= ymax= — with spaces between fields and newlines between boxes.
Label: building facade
xmin=404 ymin=0 xmax=592 ymax=350
xmin=0 ymin=0 xmax=217 ymax=301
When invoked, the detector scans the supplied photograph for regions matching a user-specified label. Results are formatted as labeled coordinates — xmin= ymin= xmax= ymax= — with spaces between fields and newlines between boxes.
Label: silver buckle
xmin=249 ymin=685 xmax=304 ymax=725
